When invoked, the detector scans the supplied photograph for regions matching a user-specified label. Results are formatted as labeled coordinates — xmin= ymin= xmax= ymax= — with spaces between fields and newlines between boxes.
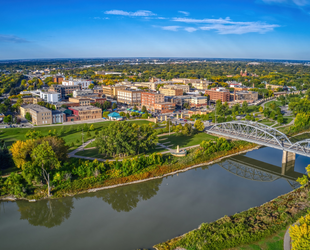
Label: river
xmin=1 ymin=147 xmax=309 ymax=250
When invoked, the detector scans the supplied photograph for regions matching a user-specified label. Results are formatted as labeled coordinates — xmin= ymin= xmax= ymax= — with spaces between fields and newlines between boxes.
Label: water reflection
xmin=87 ymin=178 xmax=163 ymax=212
xmin=17 ymin=198 xmax=74 ymax=228
xmin=218 ymin=153 xmax=303 ymax=189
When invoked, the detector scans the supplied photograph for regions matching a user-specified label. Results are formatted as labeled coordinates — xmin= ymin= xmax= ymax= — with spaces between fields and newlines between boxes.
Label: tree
xmin=95 ymin=121 xmax=158 ymax=157
xmin=182 ymin=123 xmax=193 ymax=136
xmin=133 ymin=105 xmax=138 ymax=110
xmin=102 ymin=101 xmax=111 ymax=110
xmin=259 ymin=106 xmax=264 ymax=113
xmin=31 ymin=141 xmax=61 ymax=197
xmin=3 ymin=115 xmax=12 ymax=123
xmin=25 ymin=112 xmax=32 ymax=121
xmin=270 ymin=112 xmax=276 ymax=120
xmin=242 ymin=101 xmax=248 ymax=113
xmin=83 ymin=123 xmax=89 ymax=132
xmin=88 ymin=83 xmax=94 ymax=89
xmin=89 ymin=124 xmax=94 ymax=131
xmin=183 ymin=102 xmax=190 ymax=110
xmin=119 ymin=111 xmax=125 ymax=117
xmin=25 ymin=130 xmax=43 ymax=139
xmin=112 ymin=103 xmax=117 ymax=110
xmin=0 ymin=104 xmax=8 ymax=114
xmin=194 ymin=120 xmax=205 ymax=131
xmin=103 ymin=111 xmax=110 ymax=118
xmin=141 ymin=105 xmax=147 ymax=113
xmin=277 ymin=114 xmax=284 ymax=124
xmin=126 ymin=113 xmax=130 ymax=119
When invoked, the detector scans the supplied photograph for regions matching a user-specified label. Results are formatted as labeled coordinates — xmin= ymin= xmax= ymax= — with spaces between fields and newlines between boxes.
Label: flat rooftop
xmin=69 ymin=106 xmax=101 ymax=111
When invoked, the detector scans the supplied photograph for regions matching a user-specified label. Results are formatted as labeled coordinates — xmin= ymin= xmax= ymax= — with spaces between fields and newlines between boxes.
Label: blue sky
xmin=1 ymin=0 xmax=310 ymax=60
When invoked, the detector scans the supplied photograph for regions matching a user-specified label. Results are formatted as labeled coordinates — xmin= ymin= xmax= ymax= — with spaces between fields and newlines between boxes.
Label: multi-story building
xmin=154 ymin=102 xmax=176 ymax=114
xmin=93 ymin=86 xmax=104 ymax=95
xmin=164 ymin=84 xmax=190 ymax=93
xmin=117 ymin=89 xmax=142 ymax=105
xmin=141 ymin=92 xmax=164 ymax=110
xmin=20 ymin=104 xmax=52 ymax=125
xmin=102 ymin=85 xmax=127 ymax=98
xmin=68 ymin=97 xmax=91 ymax=106
xmin=205 ymin=88 xmax=230 ymax=103
xmin=189 ymin=96 xmax=208 ymax=107
xmin=234 ymin=91 xmax=258 ymax=103
xmin=89 ymin=96 xmax=106 ymax=105
xmin=39 ymin=91 xmax=61 ymax=103
xmin=73 ymin=89 xmax=94 ymax=98
xmin=62 ymin=78 xmax=92 ymax=89
xmin=191 ymin=81 xmax=211 ymax=90
xmin=159 ymin=87 xmax=183 ymax=96
xmin=53 ymin=75 xmax=64 ymax=84
xmin=52 ymin=110 xmax=66 ymax=123
xmin=49 ymin=84 xmax=81 ymax=99
xmin=68 ymin=106 xmax=102 ymax=121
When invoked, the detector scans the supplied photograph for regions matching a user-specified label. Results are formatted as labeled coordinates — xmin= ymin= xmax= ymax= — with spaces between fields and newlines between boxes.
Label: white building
xmin=62 ymin=78 xmax=92 ymax=89
xmin=39 ymin=91 xmax=61 ymax=103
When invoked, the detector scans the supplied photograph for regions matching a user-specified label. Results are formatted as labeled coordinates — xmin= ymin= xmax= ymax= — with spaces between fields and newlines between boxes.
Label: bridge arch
xmin=208 ymin=121 xmax=292 ymax=149
xmin=289 ymin=139 xmax=310 ymax=154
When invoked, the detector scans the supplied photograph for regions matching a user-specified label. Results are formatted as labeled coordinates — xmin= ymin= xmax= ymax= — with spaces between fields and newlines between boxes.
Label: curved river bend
xmin=1 ymin=147 xmax=309 ymax=250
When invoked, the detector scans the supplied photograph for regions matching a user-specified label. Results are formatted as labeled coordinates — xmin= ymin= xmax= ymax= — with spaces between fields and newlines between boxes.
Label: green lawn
xmin=0 ymin=120 xmax=152 ymax=149
xmin=75 ymin=148 xmax=105 ymax=159
xmin=159 ymin=132 xmax=216 ymax=149
xmin=259 ymin=120 xmax=276 ymax=126
xmin=264 ymin=100 xmax=282 ymax=110
xmin=234 ymin=228 xmax=286 ymax=250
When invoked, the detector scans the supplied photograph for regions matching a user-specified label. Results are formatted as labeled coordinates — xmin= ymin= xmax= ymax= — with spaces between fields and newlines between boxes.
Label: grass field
xmin=259 ymin=120 xmax=276 ymax=126
xmin=0 ymin=120 xmax=152 ymax=150
xmin=159 ymin=132 xmax=216 ymax=149
xmin=235 ymin=228 xmax=286 ymax=250
xmin=75 ymin=132 xmax=216 ymax=159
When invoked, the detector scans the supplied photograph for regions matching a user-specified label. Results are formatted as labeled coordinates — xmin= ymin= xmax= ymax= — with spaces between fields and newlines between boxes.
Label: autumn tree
xmin=31 ymin=142 xmax=61 ymax=197
xmin=194 ymin=120 xmax=205 ymax=131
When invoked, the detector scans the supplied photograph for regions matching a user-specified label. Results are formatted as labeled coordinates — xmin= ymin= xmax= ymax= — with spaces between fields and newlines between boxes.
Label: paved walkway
xmin=68 ymin=139 xmax=96 ymax=157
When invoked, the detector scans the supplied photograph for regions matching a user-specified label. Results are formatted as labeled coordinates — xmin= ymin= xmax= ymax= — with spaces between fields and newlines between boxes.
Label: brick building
xmin=205 ymin=89 xmax=230 ymax=102
xmin=68 ymin=106 xmax=102 ymax=121
xmin=141 ymin=92 xmax=164 ymax=110
xmin=53 ymin=76 xmax=64 ymax=84
xmin=159 ymin=87 xmax=183 ymax=96
xmin=154 ymin=102 xmax=176 ymax=114
xmin=68 ymin=97 xmax=91 ymax=106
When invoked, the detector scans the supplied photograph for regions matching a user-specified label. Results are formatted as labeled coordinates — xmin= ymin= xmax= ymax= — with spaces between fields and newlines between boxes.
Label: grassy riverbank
xmin=154 ymin=187 xmax=309 ymax=250
xmin=0 ymin=139 xmax=256 ymax=201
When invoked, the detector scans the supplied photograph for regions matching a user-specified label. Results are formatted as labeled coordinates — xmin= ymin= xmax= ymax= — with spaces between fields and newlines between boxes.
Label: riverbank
xmin=154 ymin=186 xmax=310 ymax=250
xmin=0 ymin=141 xmax=257 ymax=202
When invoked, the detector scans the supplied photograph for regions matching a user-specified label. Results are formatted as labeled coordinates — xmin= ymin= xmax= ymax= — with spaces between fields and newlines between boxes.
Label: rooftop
xmin=69 ymin=106 xmax=101 ymax=111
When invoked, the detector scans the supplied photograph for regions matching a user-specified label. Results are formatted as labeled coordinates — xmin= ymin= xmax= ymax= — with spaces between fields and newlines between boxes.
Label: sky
xmin=1 ymin=0 xmax=310 ymax=60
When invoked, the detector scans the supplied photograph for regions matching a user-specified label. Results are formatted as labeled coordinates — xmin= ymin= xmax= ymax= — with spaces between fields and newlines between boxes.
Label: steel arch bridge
xmin=207 ymin=121 xmax=310 ymax=158
xmin=218 ymin=159 xmax=300 ymax=190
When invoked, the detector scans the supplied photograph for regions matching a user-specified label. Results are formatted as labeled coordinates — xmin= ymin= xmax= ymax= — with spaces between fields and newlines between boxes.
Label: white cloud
xmin=200 ymin=23 xmax=279 ymax=34
xmin=0 ymin=34 xmax=29 ymax=43
xmin=104 ymin=10 xmax=156 ymax=17
xmin=178 ymin=11 xmax=190 ymax=16
xmin=262 ymin=0 xmax=310 ymax=6
xmin=161 ymin=26 xmax=181 ymax=31
xmin=184 ymin=27 xmax=197 ymax=32
xmin=94 ymin=17 xmax=109 ymax=20
xmin=172 ymin=17 xmax=279 ymax=34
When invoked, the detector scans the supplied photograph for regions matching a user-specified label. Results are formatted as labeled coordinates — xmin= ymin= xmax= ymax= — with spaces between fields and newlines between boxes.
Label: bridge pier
xmin=282 ymin=151 xmax=295 ymax=175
